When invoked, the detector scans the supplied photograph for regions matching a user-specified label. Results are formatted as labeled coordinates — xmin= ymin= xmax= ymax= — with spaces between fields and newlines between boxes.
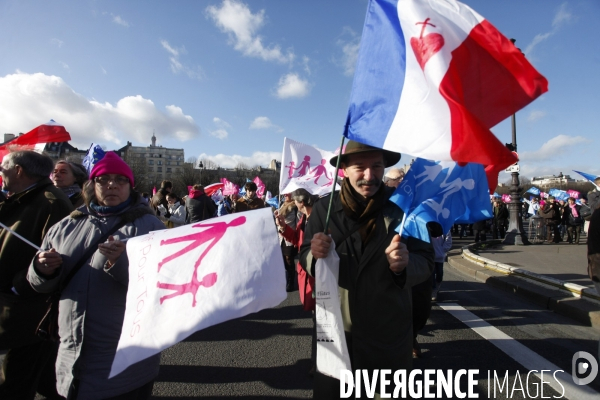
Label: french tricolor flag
xmin=345 ymin=0 xmax=548 ymax=190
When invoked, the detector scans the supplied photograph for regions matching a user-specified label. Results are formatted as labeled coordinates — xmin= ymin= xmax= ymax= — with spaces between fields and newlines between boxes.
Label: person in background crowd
xmin=217 ymin=195 xmax=232 ymax=217
xmin=383 ymin=167 xmax=404 ymax=188
xmin=586 ymin=205 xmax=600 ymax=361
xmin=587 ymin=177 xmax=600 ymax=212
xmin=473 ymin=218 xmax=488 ymax=243
xmin=151 ymin=180 xmax=172 ymax=214
xmin=275 ymin=193 xmax=299 ymax=292
xmin=51 ymin=160 xmax=89 ymax=208
xmin=431 ymin=228 xmax=452 ymax=301
xmin=275 ymin=188 xmax=318 ymax=374
xmin=540 ymin=195 xmax=561 ymax=243
xmin=141 ymin=192 xmax=150 ymax=205
xmin=0 ymin=150 xmax=73 ymax=399
xmin=233 ymin=182 xmax=265 ymax=212
xmin=558 ymin=199 xmax=567 ymax=241
xmin=581 ymin=197 xmax=594 ymax=234
xmin=300 ymin=140 xmax=434 ymax=398
xmin=562 ymin=197 xmax=583 ymax=245
xmin=158 ymin=192 xmax=186 ymax=228
xmin=528 ymin=197 xmax=540 ymax=218
xmin=27 ymin=152 xmax=165 ymax=400
xmin=492 ymin=199 xmax=509 ymax=240
xmin=186 ymin=184 xmax=217 ymax=223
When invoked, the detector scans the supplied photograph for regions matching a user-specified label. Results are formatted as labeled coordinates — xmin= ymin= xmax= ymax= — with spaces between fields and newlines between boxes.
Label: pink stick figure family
xmin=285 ymin=155 xmax=333 ymax=186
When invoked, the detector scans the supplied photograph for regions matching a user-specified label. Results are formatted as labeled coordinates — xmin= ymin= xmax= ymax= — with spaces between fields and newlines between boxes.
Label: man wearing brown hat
xmin=300 ymin=140 xmax=434 ymax=399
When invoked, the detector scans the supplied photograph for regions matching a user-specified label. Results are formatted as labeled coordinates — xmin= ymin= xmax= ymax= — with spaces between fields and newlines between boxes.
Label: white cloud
xmin=527 ymin=110 xmax=546 ymax=122
xmin=197 ymin=151 xmax=281 ymax=169
xmin=50 ymin=38 xmax=64 ymax=48
xmin=112 ymin=15 xmax=130 ymax=27
xmin=524 ymin=3 xmax=573 ymax=55
xmin=275 ymin=73 xmax=310 ymax=99
xmin=335 ymin=27 xmax=360 ymax=77
xmin=520 ymin=134 xmax=590 ymax=161
xmin=210 ymin=117 xmax=231 ymax=139
xmin=0 ymin=72 xmax=200 ymax=148
xmin=160 ymin=40 xmax=203 ymax=80
xmin=249 ymin=116 xmax=283 ymax=132
xmin=59 ymin=61 xmax=70 ymax=71
xmin=206 ymin=0 xmax=294 ymax=64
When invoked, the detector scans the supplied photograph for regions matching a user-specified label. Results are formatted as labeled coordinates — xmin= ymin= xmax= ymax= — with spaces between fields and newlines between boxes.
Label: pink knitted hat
xmin=89 ymin=152 xmax=134 ymax=186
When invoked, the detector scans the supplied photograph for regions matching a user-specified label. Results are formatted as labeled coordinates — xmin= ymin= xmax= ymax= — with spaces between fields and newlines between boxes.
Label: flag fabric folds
xmin=110 ymin=208 xmax=286 ymax=378
xmin=82 ymin=143 xmax=106 ymax=174
xmin=0 ymin=119 xmax=71 ymax=161
xmin=253 ymin=176 xmax=266 ymax=198
xmin=344 ymin=0 xmax=548 ymax=191
xmin=573 ymin=170 xmax=599 ymax=185
xmin=220 ymin=178 xmax=239 ymax=196
xmin=389 ymin=158 xmax=492 ymax=242
xmin=279 ymin=137 xmax=339 ymax=196
xmin=527 ymin=187 xmax=541 ymax=196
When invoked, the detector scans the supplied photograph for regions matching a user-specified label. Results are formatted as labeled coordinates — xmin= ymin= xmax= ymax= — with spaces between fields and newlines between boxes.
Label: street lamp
xmin=198 ymin=161 xmax=204 ymax=185
xmin=503 ymin=39 xmax=530 ymax=246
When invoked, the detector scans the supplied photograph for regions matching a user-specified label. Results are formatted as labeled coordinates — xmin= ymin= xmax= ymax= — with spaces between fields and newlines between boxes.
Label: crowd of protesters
xmin=1 ymin=148 xmax=599 ymax=399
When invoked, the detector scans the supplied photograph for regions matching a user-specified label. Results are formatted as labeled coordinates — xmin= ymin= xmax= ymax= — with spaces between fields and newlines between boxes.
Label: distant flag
xmin=153 ymin=186 xmax=157 ymax=196
xmin=204 ymin=182 xmax=224 ymax=197
xmin=567 ymin=190 xmax=580 ymax=199
xmin=211 ymin=189 xmax=224 ymax=204
xmin=493 ymin=192 xmax=501 ymax=198
xmin=390 ymin=158 xmax=492 ymax=242
xmin=344 ymin=0 xmax=548 ymax=191
xmin=527 ymin=187 xmax=541 ymax=196
xmin=573 ymin=170 xmax=599 ymax=188
xmin=501 ymin=194 xmax=511 ymax=204
xmin=540 ymin=191 xmax=548 ymax=199
xmin=0 ymin=119 xmax=71 ymax=161
xmin=220 ymin=178 xmax=239 ymax=196
xmin=82 ymin=143 xmax=106 ymax=174
xmin=238 ymin=179 xmax=252 ymax=196
xmin=548 ymin=188 xmax=569 ymax=202
xmin=266 ymin=196 xmax=279 ymax=208
xmin=253 ymin=176 xmax=266 ymax=198
xmin=279 ymin=137 xmax=340 ymax=197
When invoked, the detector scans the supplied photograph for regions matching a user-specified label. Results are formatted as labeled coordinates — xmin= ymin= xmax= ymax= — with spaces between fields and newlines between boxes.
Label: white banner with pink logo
xmin=109 ymin=208 xmax=286 ymax=378
xmin=279 ymin=137 xmax=341 ymax=196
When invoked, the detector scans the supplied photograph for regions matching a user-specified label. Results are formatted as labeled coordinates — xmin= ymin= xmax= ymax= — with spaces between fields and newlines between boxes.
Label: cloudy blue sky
xmin=0 ymin=0 xmax=598 ymax=184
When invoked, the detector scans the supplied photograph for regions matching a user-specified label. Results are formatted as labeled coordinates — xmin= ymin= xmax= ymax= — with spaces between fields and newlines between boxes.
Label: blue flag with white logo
xmin=83 ymin=143 xmax=106 ymax=174
xmin=390 ymin=158 xmax=492 ymax=242
xmin=527 ymin=187 xmax=541 ymax=195
xmin=548 ymin=188 xmax=569 ymax=201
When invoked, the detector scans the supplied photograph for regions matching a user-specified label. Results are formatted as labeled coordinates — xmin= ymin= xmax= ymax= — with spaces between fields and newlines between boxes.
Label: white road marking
xmin=440 ymin=303 xmax=599 ymax=400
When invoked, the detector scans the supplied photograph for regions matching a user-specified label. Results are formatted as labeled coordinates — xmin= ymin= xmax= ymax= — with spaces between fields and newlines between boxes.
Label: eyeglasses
xmin=94 ymin=175 xmax=129 ymax=186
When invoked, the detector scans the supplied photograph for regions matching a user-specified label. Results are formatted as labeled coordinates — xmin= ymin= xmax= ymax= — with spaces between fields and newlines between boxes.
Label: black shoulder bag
xmin=36 ymin=220 xmax=127 ymax=341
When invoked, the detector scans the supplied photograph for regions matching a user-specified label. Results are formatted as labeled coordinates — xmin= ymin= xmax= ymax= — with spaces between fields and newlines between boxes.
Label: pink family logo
xmin=285 ymin=155 xmax=333 ymax=187
xmin=156 ymin=216 xmax=246 ymax=307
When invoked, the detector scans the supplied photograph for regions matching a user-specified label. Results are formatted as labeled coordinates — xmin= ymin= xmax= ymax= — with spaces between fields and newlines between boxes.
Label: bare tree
xmin=122 ymin=152 xmax=150 ymax=192
xmin=200 ymin=158 xmax=220 ymax=170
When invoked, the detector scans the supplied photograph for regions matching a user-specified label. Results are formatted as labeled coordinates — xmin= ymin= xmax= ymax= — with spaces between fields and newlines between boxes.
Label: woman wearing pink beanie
xmin=28 ymin=151 xmax=165 ymax=399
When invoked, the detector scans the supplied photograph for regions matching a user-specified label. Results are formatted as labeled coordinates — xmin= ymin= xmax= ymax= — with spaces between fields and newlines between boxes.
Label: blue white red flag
xmin=345 ymin=0 xmax=548 ymax=191
xmin=390 ymin=158 xmax=492 ymax=242
xmin=82 ymin=143 xmax=106 ymax=174
xmin=527 ymin=187 xmax=541 ymax=196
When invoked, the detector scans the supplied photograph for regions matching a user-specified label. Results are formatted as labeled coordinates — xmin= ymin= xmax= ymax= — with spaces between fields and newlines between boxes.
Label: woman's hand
xmin=35 ymin=249 xmax=63 ymax=277
xmin=98 ymin=236 xmax=126 ymax=267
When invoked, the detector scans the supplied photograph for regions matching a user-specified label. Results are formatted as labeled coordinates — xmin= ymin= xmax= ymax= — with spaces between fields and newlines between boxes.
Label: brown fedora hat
xmin=329 ymin=140 xmax=401 ymax=168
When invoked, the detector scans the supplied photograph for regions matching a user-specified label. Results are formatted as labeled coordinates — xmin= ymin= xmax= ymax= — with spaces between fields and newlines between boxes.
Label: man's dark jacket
xmin=0 ymin=178 xmax=73 ymax=349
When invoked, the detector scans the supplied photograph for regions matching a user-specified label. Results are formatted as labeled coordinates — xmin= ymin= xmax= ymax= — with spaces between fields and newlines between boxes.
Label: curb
xmin=447 ymin=244 xmax=600 ymax=330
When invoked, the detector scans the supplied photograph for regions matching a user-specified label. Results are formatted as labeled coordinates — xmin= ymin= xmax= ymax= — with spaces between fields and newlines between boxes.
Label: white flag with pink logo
xmin=279 ymin=137 xmax=341 ymax=196
xmin=109 ymin=208 xmax=286 ymax=378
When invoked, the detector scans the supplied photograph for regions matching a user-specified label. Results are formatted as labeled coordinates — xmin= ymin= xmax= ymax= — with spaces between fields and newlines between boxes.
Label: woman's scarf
xmin=60 ymin=184 xmax=81 ymax=198
xmin=569 ymin=203 xmax=579 ymax=218
xmin=90 ymin=196 xmax=132 ymax=217
xmin=339 ymin=179 xmax=386 ymax=246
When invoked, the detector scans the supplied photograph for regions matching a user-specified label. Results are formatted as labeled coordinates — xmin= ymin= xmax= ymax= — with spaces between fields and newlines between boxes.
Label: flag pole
xmin=0 ymin=221 xmax=42 ymax=251
xmin=323 ymin=135 xmax=346 ymax=233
